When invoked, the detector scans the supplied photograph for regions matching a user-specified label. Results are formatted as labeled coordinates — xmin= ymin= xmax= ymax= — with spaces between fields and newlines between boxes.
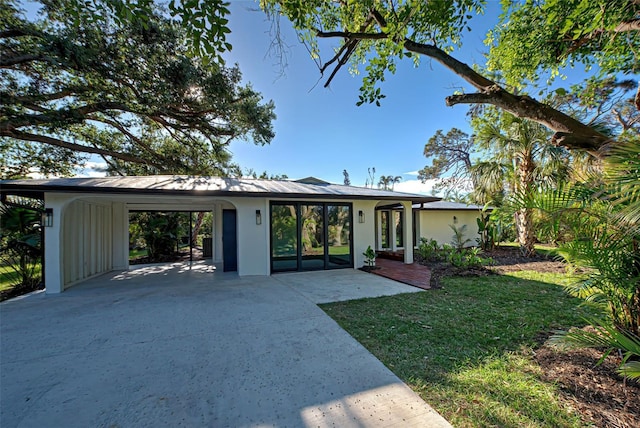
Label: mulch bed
xmin=419 ymin=245 xmax=639 ymax=427
xmin=535 ymin=344 xmax=639 ymax=428
xmin=487 ymin=246 xmax=567 ymax=274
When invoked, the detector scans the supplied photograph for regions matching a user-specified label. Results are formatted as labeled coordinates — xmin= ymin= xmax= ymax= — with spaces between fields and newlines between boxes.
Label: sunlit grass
xmin=0 ymin=263 xmax=42 ymax=292
xmin=499 ymin=242 xmax=559 ymax=257
xmin=0 ymin=264 xmax=18 ymax=292
xmin=320 ymin=270 xmax=598 ymax=427
xmin=128 ymin=248 xmax=148 ymax=259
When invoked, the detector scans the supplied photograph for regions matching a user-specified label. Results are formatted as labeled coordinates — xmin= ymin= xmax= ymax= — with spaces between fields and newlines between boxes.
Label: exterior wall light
xmin=358 ymin=210 xmax=365 ymax=223
xmin=256 ymin=209 xmax=262 ymax=225
xmin=453 ymin=215 xmax=458 ymax=224
xmin=42 ymin=208 xmax=53 ymax=227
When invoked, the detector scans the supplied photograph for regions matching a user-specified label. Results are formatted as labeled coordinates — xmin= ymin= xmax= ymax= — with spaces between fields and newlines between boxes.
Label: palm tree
xmin=390 ymin=175 xmax=402 ymax=190
xmin=473 ymin=111 xmax=571 ymax=256
xmin=378 ymin=175 xmax=391 ymax=190
xmin=378 ymin=175 xmax=402 ymax=191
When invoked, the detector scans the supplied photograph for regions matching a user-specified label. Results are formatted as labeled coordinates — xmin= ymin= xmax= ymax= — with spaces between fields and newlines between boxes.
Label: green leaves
xmin=486 ymin=0 xmax=640 ymax=89
xmin=551 ymin=318 xmax=640 ymax=380
xmin=262 ymin=0 xmax=485 ymax=106
xmin=1 ymin=0 xmax=275 ymax=176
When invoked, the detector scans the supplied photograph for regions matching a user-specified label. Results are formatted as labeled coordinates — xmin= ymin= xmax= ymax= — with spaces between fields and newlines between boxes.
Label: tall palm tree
xmin=378 ymin=175 xmax=391 ymax=190
xmin=473 ymin=111 xmax=571 ymax=256
xmin=378 ymin=175 xmax=402 ymax=191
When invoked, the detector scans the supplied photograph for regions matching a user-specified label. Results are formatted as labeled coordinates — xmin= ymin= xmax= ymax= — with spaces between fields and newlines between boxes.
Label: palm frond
xmin=605 ymin=140 xmax=640 ymax=225
xmin=551 ymin=318 xmax=640 ymax=380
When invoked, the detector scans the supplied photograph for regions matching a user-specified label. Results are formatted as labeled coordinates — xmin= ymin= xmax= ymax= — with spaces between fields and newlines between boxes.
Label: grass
xmin=128 ymin=248 xmax=148 ymax=259
xmin=0 ymin=265 xmax=18 ymax=292
xmin=499 ymin=241 xmax=559 ymax=257
xmin=0 ymin=263 xmax=42 ymax=292
xmin=320 ymin=271 xmax=599 ymax=427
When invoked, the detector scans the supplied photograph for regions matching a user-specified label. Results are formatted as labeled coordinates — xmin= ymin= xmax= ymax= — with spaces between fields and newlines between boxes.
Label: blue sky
xmin=222 ymin=1 xmax=503 ymax=192
xmin=39 ymin=1 xmax=594 ymax=191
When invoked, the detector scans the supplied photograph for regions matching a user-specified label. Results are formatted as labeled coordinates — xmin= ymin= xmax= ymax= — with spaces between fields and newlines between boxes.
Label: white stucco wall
xmin=353 ymin=200 xmax=378 ymax=269
xmin=231 ymin=198 xmax=269 ymax=276
xmin=42 ymin=191 xmax=416 ymax=292
xmin=418 ymin=210 xmax=480 ymax=247
xmin=44 ymin=194 xmax=120 ymax=293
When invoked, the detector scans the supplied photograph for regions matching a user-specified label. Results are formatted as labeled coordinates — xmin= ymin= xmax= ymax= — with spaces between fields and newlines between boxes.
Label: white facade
xmin=41 ymin=192 xmax=417 ymax=294
xmin=417 ymin=209 xmax=480 ymax=248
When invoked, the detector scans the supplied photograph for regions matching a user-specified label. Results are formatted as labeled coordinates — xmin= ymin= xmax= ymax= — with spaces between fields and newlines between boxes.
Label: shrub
xmin=417 ymin=238 xmax=441 ymax=261
xmin=450 ymin=224 xmax=471 ymax=250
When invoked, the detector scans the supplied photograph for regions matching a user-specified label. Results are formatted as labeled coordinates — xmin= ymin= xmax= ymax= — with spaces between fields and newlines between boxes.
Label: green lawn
xmin=320 ymin=271 xmax=599 ymax=427
xmin=499 ymin=242 xmax=559 ymax=257
xmin=129 ymin=248 xmax=148 ymax=259
xmin=0 ymin=263 xmax=42 ymax=292
xmin=0 ymin=265 xmax=18 ymax=292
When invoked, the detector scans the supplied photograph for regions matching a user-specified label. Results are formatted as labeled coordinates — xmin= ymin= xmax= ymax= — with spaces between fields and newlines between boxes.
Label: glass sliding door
xmin=300 ymin=204 xmax=325 ymax=270
xmin=380 ymin=211 xmax=390 ymax=249
xmin=327 ymin=204 xmax=352 ymax=268
xmin=270 ymin=202 xmax=353 ymax=272
xmin=271 ymin=204 xmax=298 ymax=272
xmin=395 ymin=211 xmax=404 ymax=248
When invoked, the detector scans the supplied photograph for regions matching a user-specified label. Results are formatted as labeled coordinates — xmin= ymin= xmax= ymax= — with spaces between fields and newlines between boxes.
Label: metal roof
xmin=0 ymin=175 xmax=440 ymax=203
xmin=415 ymin=201 xmax=487 ymax=210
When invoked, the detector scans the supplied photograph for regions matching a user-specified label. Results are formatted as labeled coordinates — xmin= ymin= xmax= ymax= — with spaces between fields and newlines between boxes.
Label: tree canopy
xmin=0 ymin=0 xmax=275 ymax=177
xmin=486 ymin=0 xmax=639 ymax=90
xmin=261 ymin=0 xmax=639 ymax=153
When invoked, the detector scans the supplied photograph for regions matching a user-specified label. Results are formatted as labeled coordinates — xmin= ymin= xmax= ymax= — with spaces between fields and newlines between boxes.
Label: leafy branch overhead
xmin=0 ymin=0 xmax=275 ymax=176
xmin=261 ymin=0 xmax=639 ymax=154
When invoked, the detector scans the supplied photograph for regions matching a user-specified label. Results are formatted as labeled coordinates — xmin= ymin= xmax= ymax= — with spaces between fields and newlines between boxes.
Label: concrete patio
xmin=0 ymin=262 xmax=449 ymax=427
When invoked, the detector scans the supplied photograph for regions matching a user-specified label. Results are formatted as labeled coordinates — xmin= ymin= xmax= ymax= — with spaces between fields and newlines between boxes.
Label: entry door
xmin=222 ymin=210 xmax=237 ymax=272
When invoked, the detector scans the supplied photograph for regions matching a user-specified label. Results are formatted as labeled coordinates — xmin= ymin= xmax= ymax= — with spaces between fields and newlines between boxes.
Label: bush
xmin=448 ymin=247 xmax=493 ymax=269
xmin=417 ymin=238 xmax=492 ymax=269
xmin=1 ymin=205 xmax=43 ymax=292
xmin=417 ymin=238 xmax=441 ymax=261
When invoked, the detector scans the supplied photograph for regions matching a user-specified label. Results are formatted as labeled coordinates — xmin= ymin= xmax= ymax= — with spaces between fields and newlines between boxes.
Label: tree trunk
xmin=191 ymin=212 xmax=205 ymax=244
xmin=516 ymin=151 xmax=536 ymax=257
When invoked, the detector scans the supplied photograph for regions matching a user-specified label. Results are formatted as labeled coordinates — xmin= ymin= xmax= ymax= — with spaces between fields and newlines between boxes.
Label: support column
xmin=402 ymin=201 xmax=414 ymax=264
xmin=43 ymin=195 xmax=67 ymax=293
xmin=111 ymin=202 xmax=128 ymax=270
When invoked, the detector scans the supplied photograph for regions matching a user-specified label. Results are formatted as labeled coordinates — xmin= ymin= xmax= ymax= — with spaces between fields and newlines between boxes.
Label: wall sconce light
xmin=453 ymin=215 xmax=458 ymax=224
xmin=256 ymin=209 xmax=262 ymax=225
xmin=42 ymin=208 xmax=53 ymax=227
xmin=358 ymin=210 xmax=365 ymax=223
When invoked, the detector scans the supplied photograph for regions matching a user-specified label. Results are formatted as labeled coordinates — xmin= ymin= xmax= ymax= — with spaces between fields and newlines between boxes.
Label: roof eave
xmin=0 ymin=183 xmax=438 ymax=203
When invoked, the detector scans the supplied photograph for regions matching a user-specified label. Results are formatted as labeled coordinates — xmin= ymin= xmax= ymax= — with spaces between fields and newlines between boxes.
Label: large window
xmin=395 ymin=211 xmax=404 ymax=248
xmin=271 ymin=204 xmax=297 ymax=272
xmin=380 ymin=211 xmax=390 ymax=249
xmin=301 ymin=204 xmax=324 ymax=270
xmin=327 ymin=205 xmax=351 ymax=268
xmin=271 ymin=202 xmax=353 ymax=272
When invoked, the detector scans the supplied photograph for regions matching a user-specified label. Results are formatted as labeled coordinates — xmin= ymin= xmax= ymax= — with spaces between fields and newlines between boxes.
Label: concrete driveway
xmin=1 ymin=262 xmax=450 ymax=427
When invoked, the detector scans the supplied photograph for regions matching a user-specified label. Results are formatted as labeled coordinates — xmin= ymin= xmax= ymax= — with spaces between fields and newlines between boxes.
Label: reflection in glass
xmin=395 ymin=211 xmax=404 ymax=248
xmin=271 ymin=202 xmax=353 ymax=272
xmin=271 ymin=204 xmax=297 ymax=271
xmin=328 ymin=205 xmax=352 ymax=268
xmin=381 ymin=211 xmax=390 ymax=249
xmin=301 ymin=205 xmax=324 ymax=270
